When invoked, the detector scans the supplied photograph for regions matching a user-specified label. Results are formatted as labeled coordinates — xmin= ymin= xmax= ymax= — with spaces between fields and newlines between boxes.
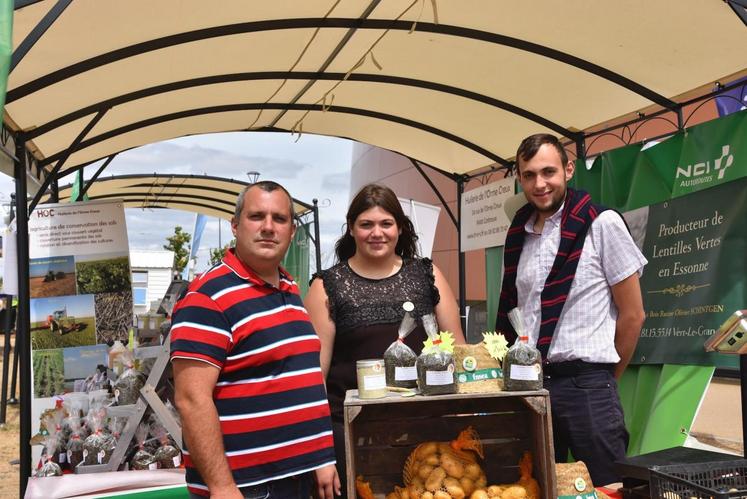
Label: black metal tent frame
xmin=50 ymin=172 xmax=324 ymax=273
xmin=5 ymin=1 xmax=747 ymax=495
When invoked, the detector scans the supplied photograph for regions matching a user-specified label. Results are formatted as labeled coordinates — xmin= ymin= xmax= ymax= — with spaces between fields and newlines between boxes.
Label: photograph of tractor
xmin=43 ymin=307 xmax=87 ymax=335
xmin=30 ymin=294 xmax=97 ymax=349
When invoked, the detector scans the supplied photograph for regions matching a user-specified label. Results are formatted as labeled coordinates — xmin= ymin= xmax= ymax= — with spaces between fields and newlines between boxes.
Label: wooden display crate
xmin=344 ymin=389 xmax=556 ymax=498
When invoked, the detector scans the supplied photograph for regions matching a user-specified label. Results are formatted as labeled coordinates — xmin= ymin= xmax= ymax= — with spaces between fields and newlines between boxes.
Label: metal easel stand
xmin=76 ymin=335 xmax=181 ymax=473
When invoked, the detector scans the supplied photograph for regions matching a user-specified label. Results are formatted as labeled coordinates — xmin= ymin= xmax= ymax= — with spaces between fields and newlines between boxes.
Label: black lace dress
xmin=313 ymin=258 xmax=440 ymax=497
xmin=314 ymin=257 xmax=441 ymax=422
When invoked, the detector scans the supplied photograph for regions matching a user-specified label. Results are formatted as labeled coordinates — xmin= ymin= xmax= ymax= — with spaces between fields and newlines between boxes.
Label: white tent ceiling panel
xmin=296 ymin=79 xmax=556 ymax=166
xmin=5 ymin=0 xmax=747 ymax=179
xmin=30 ymin=80 xmax=310 ymax=159
xmin=8 ymin=29 xmax=348 ymax=129
xmin=54 ymin=111 xmax=282 ymax=171
xmin=275 ymin=109 xmax=493 ymax=172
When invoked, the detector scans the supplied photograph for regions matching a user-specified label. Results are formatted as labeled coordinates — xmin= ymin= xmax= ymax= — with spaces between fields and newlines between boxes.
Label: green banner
xmin=632 ymin=177 xmax=746 ymax=368
xmin=0 ymin=0 xmax=10 ymax=119
xmin=568 ymin=110 xmax=747 ymax=368
xmin=282 ymin=222 xmax=310 ymax=297
xmin=573 ymin=110 xmax=747 ymax=209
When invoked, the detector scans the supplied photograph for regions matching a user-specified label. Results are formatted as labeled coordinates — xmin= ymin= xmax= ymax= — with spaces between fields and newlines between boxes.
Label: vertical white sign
xmin=460 ymin=177 xmax=515 ymax=252
xmin=399 ymin=198 xmax=441 ymax=258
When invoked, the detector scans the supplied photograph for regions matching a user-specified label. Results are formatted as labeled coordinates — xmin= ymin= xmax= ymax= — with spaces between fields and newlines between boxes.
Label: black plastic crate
xmin=649 ymin=460 xmax=747 ymax=498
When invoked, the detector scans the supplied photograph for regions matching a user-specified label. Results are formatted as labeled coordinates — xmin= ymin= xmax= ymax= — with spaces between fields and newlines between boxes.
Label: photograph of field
xmin=63 ymin=344 xmax=108 ymax=392
xmin=33 ymin=349 xmax=65 ymax=398
xmin=29 ymin=255 xmax=76 ymax=298
xmin=75 ymin=252 xmax=131 ymax=295
xmin=95 ymin=290 xmax=134 ymax=344
xmin=30 ymin=294 xmax=96 ymax=349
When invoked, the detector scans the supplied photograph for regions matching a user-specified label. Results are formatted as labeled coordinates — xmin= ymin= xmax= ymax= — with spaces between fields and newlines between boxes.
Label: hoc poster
xmin=28 ymin=199 xmax=132 ymax=403
xmin=629 ymin=177 xmax=747 ymax=368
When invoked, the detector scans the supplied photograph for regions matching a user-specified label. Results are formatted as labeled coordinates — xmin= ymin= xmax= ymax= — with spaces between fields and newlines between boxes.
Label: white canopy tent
xmin=3 ymin=1 xmax=747 ymax=494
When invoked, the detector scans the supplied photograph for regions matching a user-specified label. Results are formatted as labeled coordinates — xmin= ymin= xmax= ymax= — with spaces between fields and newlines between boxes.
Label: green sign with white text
xmin=631 ymin=178 xmax=746 ymax=368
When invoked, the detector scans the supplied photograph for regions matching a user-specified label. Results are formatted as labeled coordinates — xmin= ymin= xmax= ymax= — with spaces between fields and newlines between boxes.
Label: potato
xmin=434 ymin=491 xmax=451 ymax=499
xmin=387 ymin=493 xmax=399 ymax=499
xmin=422 ymin=493 xmax=434 ymax=499
xmin=444 ymin=477 xmax=466 ymax=499
xmin=487 ymin=485 xmax=503 ymax=498
xmin=459 ymin=476 xmax=475 ymax=496
xmin=464 ymin=462 xmax=482 ymax=480
xmin=500 ymin=485 xmax=528 ymax=499
xmin=441 ymin=453 xmax=465 ymax=479
xmin=424 ymin=454 xmax=440 ymax=466
xmin=425 ymin=466 xmax=447 ymax=492
xmin=418 ymin=464 xmax=435 ymax=480
xmin=470 ymin=490 xmax=489 ymax=499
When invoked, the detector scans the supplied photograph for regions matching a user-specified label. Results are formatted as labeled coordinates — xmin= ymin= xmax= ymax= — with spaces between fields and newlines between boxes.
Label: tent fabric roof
xmin=54 ymin=174 xmax=314 ymax=220
xmin=5 ymin=0 xmax=747 ymax=179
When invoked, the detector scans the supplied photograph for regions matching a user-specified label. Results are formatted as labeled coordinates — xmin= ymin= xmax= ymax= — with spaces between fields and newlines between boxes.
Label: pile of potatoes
xmin=384 ymin=441 xmax=486 ymax=499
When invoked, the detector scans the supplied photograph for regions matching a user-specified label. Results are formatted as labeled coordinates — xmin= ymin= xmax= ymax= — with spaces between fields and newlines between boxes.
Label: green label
xmin=457 ymin=368 xmax=502 ymax=383
xmin=558 ymin=493 xmax=598 ymax=499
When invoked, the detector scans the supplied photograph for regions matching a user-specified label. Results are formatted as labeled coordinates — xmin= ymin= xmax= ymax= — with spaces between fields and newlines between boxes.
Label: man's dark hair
xmin=335 ymin=184 xmax=419 ymax=262
xmin=233 ymin=180 xmax=295 ymax=221
xmin=515 ymin=133 xmax=569 ymax=174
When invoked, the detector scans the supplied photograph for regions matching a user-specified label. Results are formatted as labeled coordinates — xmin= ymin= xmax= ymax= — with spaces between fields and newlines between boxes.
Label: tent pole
xmin=456 ymin=175 xmax=466 ymax=333
xmin=741 ymin=354 xmax=747 ymax=458
xmin=312 ymin=199 xmax=322 ymax=273
xmin=14 ymin=133 xmax=32 ymax=496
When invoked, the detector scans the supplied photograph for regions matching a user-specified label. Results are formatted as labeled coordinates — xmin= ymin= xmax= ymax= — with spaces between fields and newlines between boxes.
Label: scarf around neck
xmin=496 ymin=188 xmax=608 ymax=359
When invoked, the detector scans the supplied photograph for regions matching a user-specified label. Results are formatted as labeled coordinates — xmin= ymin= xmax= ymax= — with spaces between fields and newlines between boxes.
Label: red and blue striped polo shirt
xmin=170 ymin=249 xmax=335 ymax=496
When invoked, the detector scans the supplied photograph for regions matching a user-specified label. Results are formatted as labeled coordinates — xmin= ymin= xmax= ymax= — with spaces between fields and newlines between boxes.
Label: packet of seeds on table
xmin=130 ymin=423 xmax=157 ymax=470
xmin=65 ymin=414 xmax=85 ymax=471
xmin=37 ymin=433 xmax=63 ymax=477
xmin=83 ymin=403 xmax=112 ymax=465
xmin=384 ymin=301 xmax=419 ymax=388
xmin=113 ymin=350 xmax=146 ymax=406
xmin=41 ymin=409 xmax=67 ymax=469
xmin=416 ymin=313 xmax=456 ymax=395
xmin=152 ymin=421 xmax=181 ymax=469
xmin=502 ymin=308 xmax=543 ymax=391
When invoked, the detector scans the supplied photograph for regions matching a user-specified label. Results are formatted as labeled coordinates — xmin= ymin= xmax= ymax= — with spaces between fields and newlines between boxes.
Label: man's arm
xmin=173 ymin=359 xmax=242 ymax=499
xmin=314 ymin=463 xmax=341 ymax=498
xmin=610 ymin=272 xmax=646 ymax=379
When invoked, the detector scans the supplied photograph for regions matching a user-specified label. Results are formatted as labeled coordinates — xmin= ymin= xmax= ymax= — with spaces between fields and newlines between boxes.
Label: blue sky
xmin=29 ymin=293 xmax=95 ymax=322
xmin=29 ymin=255 xmax=75 ymax=278
xmin=1 ymin=132 xmax=353 ymax=274
xmin=63 ymin=344 xmax=108 ymax=380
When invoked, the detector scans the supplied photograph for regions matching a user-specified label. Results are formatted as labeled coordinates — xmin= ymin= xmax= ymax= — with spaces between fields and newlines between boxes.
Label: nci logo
xmin=675 ymin=145 xmax=734 ymax=187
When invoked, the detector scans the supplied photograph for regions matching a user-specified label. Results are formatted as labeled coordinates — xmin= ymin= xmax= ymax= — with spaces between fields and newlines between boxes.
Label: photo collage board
xmin=28 ymin=200 xmax=132 ymax=404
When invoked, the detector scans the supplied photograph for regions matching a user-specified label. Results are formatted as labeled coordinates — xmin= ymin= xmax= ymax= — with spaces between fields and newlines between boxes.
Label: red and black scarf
xmin=496 ymin=188 xmax=608 ymax=359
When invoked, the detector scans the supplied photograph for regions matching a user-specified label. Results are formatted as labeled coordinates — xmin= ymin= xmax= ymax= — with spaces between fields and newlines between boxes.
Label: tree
xmin=208 ymin=239 xmax=235 ymax=266
xmin=164 ymin=226 xmax=192 ymax=273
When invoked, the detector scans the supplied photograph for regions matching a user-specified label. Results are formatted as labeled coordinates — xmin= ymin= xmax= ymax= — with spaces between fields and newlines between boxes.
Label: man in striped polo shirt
xmin=171 ymin=181 xmax=339 ymax=498
xmin=497 ymin=134 xmax=646 ymax=486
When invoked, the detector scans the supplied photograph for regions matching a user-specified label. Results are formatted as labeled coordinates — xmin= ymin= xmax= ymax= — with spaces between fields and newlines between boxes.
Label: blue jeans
xmin=190 ymin=472 xmax=312 ymax=498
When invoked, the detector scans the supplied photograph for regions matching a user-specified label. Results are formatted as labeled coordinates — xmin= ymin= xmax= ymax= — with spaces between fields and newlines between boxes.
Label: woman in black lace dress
xmin=305 ymin=184 xmax=465 ymax=496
